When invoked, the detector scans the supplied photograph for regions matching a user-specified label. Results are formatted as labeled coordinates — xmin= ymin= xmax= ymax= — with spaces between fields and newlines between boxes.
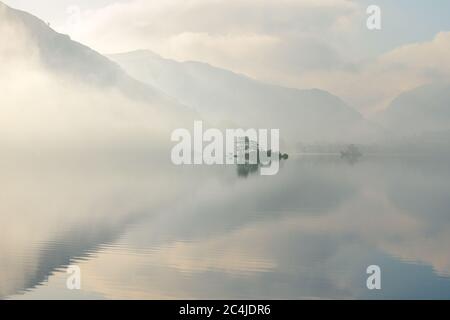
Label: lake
xmin=1 ymin=149 xmax=450 ymax=299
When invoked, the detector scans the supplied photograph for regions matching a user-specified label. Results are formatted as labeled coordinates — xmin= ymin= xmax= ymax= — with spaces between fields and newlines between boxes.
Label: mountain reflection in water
xmin=2 ymin=150 xmax=450 ymax=300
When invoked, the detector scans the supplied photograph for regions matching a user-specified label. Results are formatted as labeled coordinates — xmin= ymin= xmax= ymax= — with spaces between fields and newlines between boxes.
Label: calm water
xmin=1 ymin=150 xmax=450 ymax=299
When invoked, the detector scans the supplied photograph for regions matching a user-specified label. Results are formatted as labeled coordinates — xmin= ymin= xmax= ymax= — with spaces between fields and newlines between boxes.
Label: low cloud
xmin=58 ymin=0 xmax=361 ymax=82
xmin=294 ymin=31 xmax=450 ymax=114
xmin=0 ymin=5 xmax=188 ymax=148
xmin=57 ymin=0 xmax=450 ymax=115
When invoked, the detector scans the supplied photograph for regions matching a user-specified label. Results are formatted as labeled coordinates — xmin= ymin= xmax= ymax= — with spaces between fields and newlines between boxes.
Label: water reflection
xmin=237 ymin=163 xmax=259 ymax=178
xmin=2 ymin=150 xmax=450 ymax=299
xmin=234 ymin=136 xmax=289 ymax=178
xmin=340 ymin=144 xmax=363 ymax=165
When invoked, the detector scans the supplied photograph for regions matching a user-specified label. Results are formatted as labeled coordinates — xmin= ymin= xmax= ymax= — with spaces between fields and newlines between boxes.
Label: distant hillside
xmin=0 ymin=2 xmax=184 ymax=106
xmin=110 ymin=50 xmax=381 ymax=145
xmin=0 ymin=2 xmax=196 ymax=145
xmin=376 ymin=83 xmax=450 ymax=137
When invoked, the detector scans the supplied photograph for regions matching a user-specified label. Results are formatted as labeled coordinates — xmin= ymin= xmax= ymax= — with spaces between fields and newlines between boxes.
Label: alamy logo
xmin=366 ymin=265 xmax=381 ymax=290
xmin=66 ymin=265 xmax=81 ymax=290
xmin=366 ymin=5 xmax=382 ymax=30
xmin=171 ymin=121 xmax=281 ymax=175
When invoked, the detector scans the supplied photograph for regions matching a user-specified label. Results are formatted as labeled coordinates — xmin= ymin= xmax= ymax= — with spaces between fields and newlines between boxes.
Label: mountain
xmin=376 ymin=83 xmax=450 ymax=137
xmin=0 ymin=2 xmax=378 ymax=146
xmin=0 ymin=2 xmax=187 ymax=107
xmin=109 ymin=50 xmax=380 ymax=145
xmin=0 ymin=2 xmax=195 ymax=146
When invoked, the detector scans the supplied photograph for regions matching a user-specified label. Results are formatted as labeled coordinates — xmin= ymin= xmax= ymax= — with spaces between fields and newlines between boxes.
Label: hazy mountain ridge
xmin=110 ymin=50 xmax=382 ymax=145
xmin=377 ymin=83 xmax=450 ymax=136
xmin=1 ymin=2 xmax=380 ymax=146
xmin=4 ymin=2 xmax=449 ymax=148
xmin=0 ymin=2 xmax=198 ymax=147
xmin=0 ymin=2 xmax=174 ymax=104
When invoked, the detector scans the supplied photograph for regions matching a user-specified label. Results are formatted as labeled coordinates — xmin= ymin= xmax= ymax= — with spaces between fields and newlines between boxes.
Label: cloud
xmin=293 ymin=31 xmax=450 ymax=114
xmin=15 ymin=0 xmax=444 ymax=115
xmin=381 ymin=31 xmax=450 ymax=79
xmin=58 ymin=0 xmax=361 ymax=78
xmin=0 ymin=6 xmax=190 ymax=148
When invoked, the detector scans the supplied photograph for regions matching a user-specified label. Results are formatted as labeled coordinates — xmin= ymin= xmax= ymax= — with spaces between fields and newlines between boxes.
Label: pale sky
xmin=4 ymin=0 xmax=450 ymax=54
xmin=4 ymin=0 xmax=450 ymax=114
